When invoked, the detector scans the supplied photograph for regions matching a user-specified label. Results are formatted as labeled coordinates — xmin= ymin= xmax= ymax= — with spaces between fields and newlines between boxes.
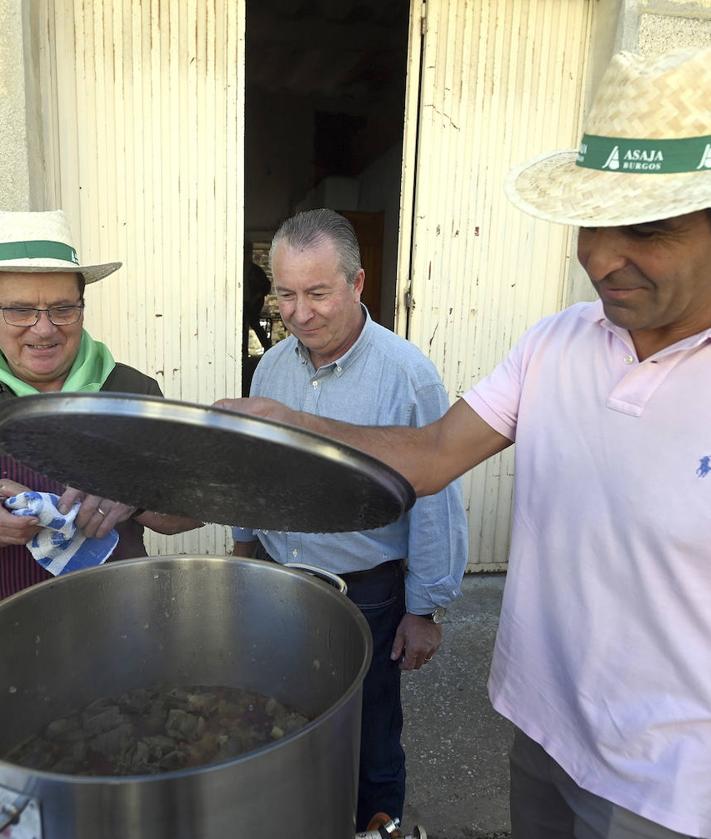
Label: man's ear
xmin=353 ymin=268 xmax=365 ymax=298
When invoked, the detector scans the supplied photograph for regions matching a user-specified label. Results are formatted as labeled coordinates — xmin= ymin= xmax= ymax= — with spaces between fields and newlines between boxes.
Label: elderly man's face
xmin=0 ymin=272 xmax=84 ymax=391
xmin=578 ymin=210 xmax=711 ymax=358
xmin=272 ymin=237 xmax=365 ymax=368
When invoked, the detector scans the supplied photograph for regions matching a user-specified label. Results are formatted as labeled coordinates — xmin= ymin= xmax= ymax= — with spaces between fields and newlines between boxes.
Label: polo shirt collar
xmin=581 ymin=299 xmax=711 ymax=358
xmin=294 ymin=304 xmax=373 ymax=375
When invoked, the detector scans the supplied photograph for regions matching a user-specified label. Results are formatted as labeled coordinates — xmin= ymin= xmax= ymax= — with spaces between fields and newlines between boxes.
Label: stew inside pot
xmin=4 ymin=684 xmax=310 ymax=776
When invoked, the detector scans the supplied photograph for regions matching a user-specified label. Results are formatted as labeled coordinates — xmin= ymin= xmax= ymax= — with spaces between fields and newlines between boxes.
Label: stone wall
xmin=638 ymin=0 xmax=711 ymax=52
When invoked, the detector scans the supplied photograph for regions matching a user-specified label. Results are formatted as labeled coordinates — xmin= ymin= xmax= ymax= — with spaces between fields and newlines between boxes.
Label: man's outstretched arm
xmin=213 ymin=397 xmax=512 ymax=497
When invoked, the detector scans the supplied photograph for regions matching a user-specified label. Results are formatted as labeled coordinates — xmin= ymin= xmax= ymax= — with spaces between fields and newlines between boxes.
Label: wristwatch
xmin=420 ymin=607 xmax=446 ymax=624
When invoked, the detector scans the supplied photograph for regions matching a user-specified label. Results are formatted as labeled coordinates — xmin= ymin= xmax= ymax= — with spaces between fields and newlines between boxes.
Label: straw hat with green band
xmin=505 ymin=47 xmax=711 ymax=227
xmin=0 ymin=210 xmax=121 ymax=283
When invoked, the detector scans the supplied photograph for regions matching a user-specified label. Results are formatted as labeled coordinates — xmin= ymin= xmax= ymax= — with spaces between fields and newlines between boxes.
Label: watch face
xmin=432 ymin=607 xmax=446 ymax=624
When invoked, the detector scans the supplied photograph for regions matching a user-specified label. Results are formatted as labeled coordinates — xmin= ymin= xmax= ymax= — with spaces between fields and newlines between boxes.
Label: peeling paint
xmin=428 ymin=321 xmax=439 ymax=350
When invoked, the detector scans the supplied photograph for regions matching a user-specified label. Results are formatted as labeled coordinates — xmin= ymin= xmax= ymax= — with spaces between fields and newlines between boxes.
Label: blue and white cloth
xmin=3 ymin=491 xmax=118 ymax=576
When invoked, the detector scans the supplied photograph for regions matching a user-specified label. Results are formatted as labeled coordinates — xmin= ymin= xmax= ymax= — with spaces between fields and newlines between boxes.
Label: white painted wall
xmin=0 ymin=0 xmax=30 ymax=210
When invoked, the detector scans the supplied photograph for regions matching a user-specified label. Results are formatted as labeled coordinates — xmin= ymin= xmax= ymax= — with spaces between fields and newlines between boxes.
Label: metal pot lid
xmin=0 ymin=393 xmax=415 ymax=532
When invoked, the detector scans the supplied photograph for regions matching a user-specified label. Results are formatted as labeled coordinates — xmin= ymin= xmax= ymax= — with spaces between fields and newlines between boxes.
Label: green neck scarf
xmin=0 ymin=330 xmax=116 ymax=396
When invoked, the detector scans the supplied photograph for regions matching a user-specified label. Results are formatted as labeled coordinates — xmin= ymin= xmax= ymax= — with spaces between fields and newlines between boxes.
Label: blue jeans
xmin=342 ymin=560 xmax=406 ymax=831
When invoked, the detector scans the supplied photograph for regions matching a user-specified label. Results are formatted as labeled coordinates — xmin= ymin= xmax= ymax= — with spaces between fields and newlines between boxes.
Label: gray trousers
xmin=509 ymin=729 xmax=695 ymax=839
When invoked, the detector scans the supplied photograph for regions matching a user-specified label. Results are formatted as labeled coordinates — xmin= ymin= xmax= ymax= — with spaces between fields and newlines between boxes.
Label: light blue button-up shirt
xmin=233 ymin=308 xmax=468 ymax=614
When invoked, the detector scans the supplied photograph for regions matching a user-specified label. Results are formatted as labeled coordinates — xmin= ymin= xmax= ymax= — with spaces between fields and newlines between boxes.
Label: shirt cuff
xmin=405 ymin=574 xmax=462 ymax=614
xmin=232 ymin=527 xmax=256 ymax=542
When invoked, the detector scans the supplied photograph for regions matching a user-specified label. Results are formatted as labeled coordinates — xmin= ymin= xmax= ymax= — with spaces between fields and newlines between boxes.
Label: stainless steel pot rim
xmin=0 ymin=556 xmax=373 ymax=784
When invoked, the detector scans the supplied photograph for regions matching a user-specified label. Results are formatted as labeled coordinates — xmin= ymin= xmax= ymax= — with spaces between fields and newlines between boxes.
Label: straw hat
xmin=505 ymin=47 xmax=711 ymax=226
xmin=0 ymin=209 xmax=121 ymax=283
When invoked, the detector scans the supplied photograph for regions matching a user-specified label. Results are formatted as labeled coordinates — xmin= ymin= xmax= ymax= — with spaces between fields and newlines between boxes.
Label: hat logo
xmin=601 ymin=145 xmax=664 ymax=171
xmin=577 ymin=133 xmax=711 ymax=175
xmin=602 ymin=146 xmax=620 ymax=170
xmin=626 ymin=148 xmax=663 ymax=171
xmin=697 ymin=143 xmax=711 ymax=169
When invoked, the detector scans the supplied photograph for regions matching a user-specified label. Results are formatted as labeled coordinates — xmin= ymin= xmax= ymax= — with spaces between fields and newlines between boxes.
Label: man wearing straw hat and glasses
xmin=219 ymin=47 xmax=711 ymax=837
xmin=0 ymin=210 xmax=199 ymax=598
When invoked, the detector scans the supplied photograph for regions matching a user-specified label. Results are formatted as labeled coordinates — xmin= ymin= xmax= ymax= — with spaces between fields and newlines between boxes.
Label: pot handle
xmin=285 ymin=563 xmax=348 ymax=595
xmin=0 ymin=788 xmax=30 ymax=832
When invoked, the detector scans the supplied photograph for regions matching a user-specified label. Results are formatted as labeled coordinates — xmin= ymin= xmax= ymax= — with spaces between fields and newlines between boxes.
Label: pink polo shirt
xmin=464 ymin=300 xmax=711 ymax=836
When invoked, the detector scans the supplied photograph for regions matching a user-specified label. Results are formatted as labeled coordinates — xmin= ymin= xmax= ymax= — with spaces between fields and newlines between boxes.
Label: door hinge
xmin=404 ymin=285 xmax=414 ymax=312
xmin=420 ymin=0 xmax=427 ymax=36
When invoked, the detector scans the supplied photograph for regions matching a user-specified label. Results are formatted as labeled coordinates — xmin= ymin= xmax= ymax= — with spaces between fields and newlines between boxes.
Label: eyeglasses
xmin=0 ymin=303 xmax=85 ymax=327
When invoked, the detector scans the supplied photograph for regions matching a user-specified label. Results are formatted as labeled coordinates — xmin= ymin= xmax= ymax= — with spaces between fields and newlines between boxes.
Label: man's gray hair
xmin=269 ymin=209 xmax=362 ymax=285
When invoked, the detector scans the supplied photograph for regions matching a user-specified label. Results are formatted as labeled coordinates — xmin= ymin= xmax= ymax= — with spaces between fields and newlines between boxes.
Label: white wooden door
xmin=30 ymin=0 xmax=245 ymax=555
xmin=397 ymin=0 xmax=594 ymax=569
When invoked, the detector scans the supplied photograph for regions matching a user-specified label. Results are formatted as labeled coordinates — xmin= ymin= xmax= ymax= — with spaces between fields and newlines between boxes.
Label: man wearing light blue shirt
xmin=233 ymin=208 xmax=467 ymax=831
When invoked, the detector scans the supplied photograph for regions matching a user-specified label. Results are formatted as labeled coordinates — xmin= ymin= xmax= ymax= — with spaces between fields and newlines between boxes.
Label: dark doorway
xmin=242 ymin=0 xmax=410 ymax=393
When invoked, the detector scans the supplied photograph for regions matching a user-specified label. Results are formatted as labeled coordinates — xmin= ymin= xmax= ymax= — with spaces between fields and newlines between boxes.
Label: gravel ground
xmin=400 ymin=574 xmax=512 ymax=839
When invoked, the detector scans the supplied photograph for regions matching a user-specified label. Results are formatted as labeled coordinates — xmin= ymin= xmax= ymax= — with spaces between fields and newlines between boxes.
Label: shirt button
xmin=312 ymin=380 xmax=319 ymax=388
xmin=292 ymin=549 xmax=298 ymax=557
xmin=623 ymin=354 xmax=635 ymax=365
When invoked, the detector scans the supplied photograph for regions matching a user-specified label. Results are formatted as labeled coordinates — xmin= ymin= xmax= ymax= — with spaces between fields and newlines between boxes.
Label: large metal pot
xmin=0 ymin=556 xmax=372 ymax=839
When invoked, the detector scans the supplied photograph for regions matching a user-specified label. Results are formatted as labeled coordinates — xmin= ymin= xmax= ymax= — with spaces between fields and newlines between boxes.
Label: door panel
xmin=30 ymin=0 xmax=246 ymax=556
xmin=400 ymin=0 xmax=594 ymax=569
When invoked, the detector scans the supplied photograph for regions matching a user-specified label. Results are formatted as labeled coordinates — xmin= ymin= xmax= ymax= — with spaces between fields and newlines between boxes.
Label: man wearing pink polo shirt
xmin=218 ymin=47 xmax=711 ymax=838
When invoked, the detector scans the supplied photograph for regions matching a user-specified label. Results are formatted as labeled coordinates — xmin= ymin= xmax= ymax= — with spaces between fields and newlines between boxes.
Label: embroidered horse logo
xmin=697 ymin=456 xmax=711 ymax=477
